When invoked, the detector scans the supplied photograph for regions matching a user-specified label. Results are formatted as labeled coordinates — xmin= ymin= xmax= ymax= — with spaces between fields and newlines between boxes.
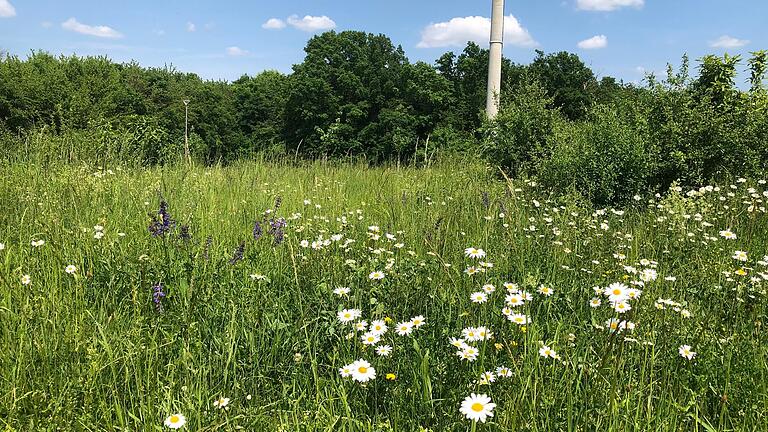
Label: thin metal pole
xmin=486 ymin=0 xmax=505 ymax=119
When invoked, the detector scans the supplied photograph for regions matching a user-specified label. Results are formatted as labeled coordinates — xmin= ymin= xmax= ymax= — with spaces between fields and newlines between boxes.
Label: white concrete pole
xmin=486 ymin=0 xmax=505 ymax=119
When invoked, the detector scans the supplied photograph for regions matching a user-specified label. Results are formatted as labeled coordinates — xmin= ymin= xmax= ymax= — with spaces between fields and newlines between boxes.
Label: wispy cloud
xmin=578 ymin=34 xmax=608 ymax=49
xmin=417 ymin=14 xmax=537 ymax=49
xmin=0 ymin=0 xmax=16 ymax=18
xmin=186 ymin=22 xmax=196 ymax=32
xmin=576 ymin=0 xmax=643 ymax=11
xmin=225 ymin=46 xmax=249 ymax=57
xmin=61 ymin=18 xmax=123 ymax=39
xmin=709 ymin=35 xmax=750 ymax=49
xmin=286 ymin=15 xmax=336 ymax=32
xmin=262 ymin=18 xmax=286 ymax=30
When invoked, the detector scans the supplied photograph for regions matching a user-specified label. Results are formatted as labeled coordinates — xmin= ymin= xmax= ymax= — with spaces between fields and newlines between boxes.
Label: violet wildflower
xmin=148 ymin=200 xmax=176 ymax=237
xmin=203 ymin=236 xmax=213 ymax=261
xmin=152 ymin=283 xmax=166 ymax=313
xmin=179 ymin=224 xmax=191 ymax=242
xmin=229 ymin=241 xmax=245 ymax=265
xmin=268 ymin=217 xmax=287 ymax=245
xmin=253 ymin=221 xmax=263 ymax=241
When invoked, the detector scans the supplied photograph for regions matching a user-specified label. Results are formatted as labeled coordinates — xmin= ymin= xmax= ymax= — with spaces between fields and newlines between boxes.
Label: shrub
xmin=479 ymin=79 xmax=561 ymax=176
xmin=539 ymin=105 xmax=655 ymax=206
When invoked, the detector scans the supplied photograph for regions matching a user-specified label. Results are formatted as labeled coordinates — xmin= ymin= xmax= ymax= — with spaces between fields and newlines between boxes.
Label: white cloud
xmin=417 ymin=14 xmax=537 ymax=49
xmin=286 ymin=15 xmax=336 ymax=32
xmin=0 ymin=0 xmax=16 ymax=18
xmin=262 ymin=18 xmax=286 ymax=30
xmin=577 ymin=34 xmax=608 ymax=49
xmin=61 ymin=18 xmax=123 ymax=39
xmin=709 ymin=35 xmax=750 ymax=49
xmin=225 ymin=46 xmax=249 ymax=56
xmin=186 ymin=22 xmax=196 ymax=32
xmin=576 ymin=0 xmax=643 ymax=11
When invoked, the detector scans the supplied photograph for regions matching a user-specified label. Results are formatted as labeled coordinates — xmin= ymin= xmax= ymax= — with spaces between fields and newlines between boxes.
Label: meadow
xmin=0 ymin=159 xmax=767 ymax=431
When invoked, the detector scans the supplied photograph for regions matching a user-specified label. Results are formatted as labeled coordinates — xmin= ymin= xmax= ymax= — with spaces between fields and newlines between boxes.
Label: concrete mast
xmin=485 ymin=0 xmax=505 ymax=119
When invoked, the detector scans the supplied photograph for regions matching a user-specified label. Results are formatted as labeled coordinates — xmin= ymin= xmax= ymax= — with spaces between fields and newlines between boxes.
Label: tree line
xmin=1 ymin=31 xmax=766 ymax=203
xmin=0 ymin=31 xmax=618 ymax=161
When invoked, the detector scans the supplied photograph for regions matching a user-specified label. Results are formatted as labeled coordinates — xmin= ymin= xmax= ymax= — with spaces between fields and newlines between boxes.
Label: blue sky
xmin=1 ymin=0 xmax=765 ymax=84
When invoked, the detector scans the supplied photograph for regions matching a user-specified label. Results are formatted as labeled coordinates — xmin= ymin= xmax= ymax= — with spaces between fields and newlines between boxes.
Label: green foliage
xmin=479 ymin=78 xmax=560 ymax=176
xmin=283 ymin=31 xmax=451 ymax=161
xmin=540 ymin=105 xmax=654 ymax=205
xmin=528 ymin=50 xmax=598 ymax=120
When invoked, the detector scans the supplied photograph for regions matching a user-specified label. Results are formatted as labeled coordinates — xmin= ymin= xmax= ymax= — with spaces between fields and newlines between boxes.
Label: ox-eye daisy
xmin=679 ymin=345 xmax=697 ymax=360
xmin=368 ymin=271 xmax=385 ymax=280
xmin=508 ymin=313 xmax=529 ymax=325
xmin=538 ymin=285 xmax=554 ymax=296
xmin=351 ymin=359 xmax=376 ymax=382
xmin=459 ymin=393 xmax=496 ymax=422
xmin=396 ymin=321 xmax=414 ymax=336
xmin=361 ymin=331 xmax=380 ymax=346
xmin=410 ymin=315 xmax=426 ymax=328
xmin=369 ymin=320 xmax=388 ymax=335
xmin=213 ymin=397 xmax=230 ymax=409
xmin=464 ymin=247 xmax=486 ymax=259
xmin=164 ymin=414 xmax=186 ymax=429
xmin=337 ymin=309 xmax=362 ymax=324
xmin=470 ymin=292 xmax=488 ymax=303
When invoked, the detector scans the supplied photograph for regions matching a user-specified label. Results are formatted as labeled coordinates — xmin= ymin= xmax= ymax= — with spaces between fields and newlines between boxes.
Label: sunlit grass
xmin=0 ymin=159 xmax=766 ymax=431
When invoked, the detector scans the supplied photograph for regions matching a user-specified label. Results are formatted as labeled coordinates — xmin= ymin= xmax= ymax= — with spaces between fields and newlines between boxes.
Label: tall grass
xmin=0 ymin=159 xmax=766 ymax=431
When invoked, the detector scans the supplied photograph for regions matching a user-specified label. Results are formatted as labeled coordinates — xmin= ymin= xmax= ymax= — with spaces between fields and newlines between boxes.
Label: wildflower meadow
xmin=1 ymin=159 xmax=766 ymax=431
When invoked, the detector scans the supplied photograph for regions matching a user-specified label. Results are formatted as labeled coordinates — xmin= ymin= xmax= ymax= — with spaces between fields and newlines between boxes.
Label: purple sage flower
xmin=152 ymin=283 xmax=166 ymax=313
xmin=148 ymin=200 xmax=176 ymax=237
xmin=253 ymin=221 xmax=263 ymax=241
xmin=229 ymin=241 xmax=245 ymax=265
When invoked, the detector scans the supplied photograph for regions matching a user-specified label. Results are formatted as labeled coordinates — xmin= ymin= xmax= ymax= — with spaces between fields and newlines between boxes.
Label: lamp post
xmin=183 ymin=99 xmax=191 ymax=164
xmin=486 ymin=0 xmax=505 ymax=119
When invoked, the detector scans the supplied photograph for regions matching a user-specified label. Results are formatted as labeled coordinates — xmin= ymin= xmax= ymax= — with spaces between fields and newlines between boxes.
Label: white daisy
xmin=350 ymin=359 xmax=376 ymax=382
xmin=470 ymin=291 xmax=488 ymax=304
xmin=337 ymin=309 xmax=362 ymax=324
xmin=464 ymin=247 xmax=486 ymax=259
xmin=164 ymin=414 xmax=186 ymax=429
xmin=395 ymin=321 xmax=414 ymax=336
xmin=679 ymin=345 xmax=697 ymax=360
xmin=361 ymin=331 xmax=380 ymax=346
xmin=459 ymin=393 xmax=496 ymax=423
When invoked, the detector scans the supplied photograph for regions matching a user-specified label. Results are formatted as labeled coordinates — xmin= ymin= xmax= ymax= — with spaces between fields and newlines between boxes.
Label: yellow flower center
xmin=170 ymin=415 xmax=180 ymax=423
xmin=358 ymin=366 xmax=368 ymax=373
xmin=471 ymin=402 xmax=484 ymax=412
xmin=612 ymin=289 xmax=621 ymax=295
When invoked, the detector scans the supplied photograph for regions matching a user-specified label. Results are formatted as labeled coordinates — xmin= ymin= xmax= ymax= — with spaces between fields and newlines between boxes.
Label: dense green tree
xmin=528 ymin=50 xmax=597 ymax=120
xmin=435 ymin=42 xmax=523 ymax=132
xmin=284 ymin=30 xmax=448 ymax=160
xmin=232 ymin=71 xmax=289 ymax=153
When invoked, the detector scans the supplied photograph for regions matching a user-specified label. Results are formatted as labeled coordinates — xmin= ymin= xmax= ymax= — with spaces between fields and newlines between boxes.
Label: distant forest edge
xmin=1 ymin=30 xmax=767 ymax=204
